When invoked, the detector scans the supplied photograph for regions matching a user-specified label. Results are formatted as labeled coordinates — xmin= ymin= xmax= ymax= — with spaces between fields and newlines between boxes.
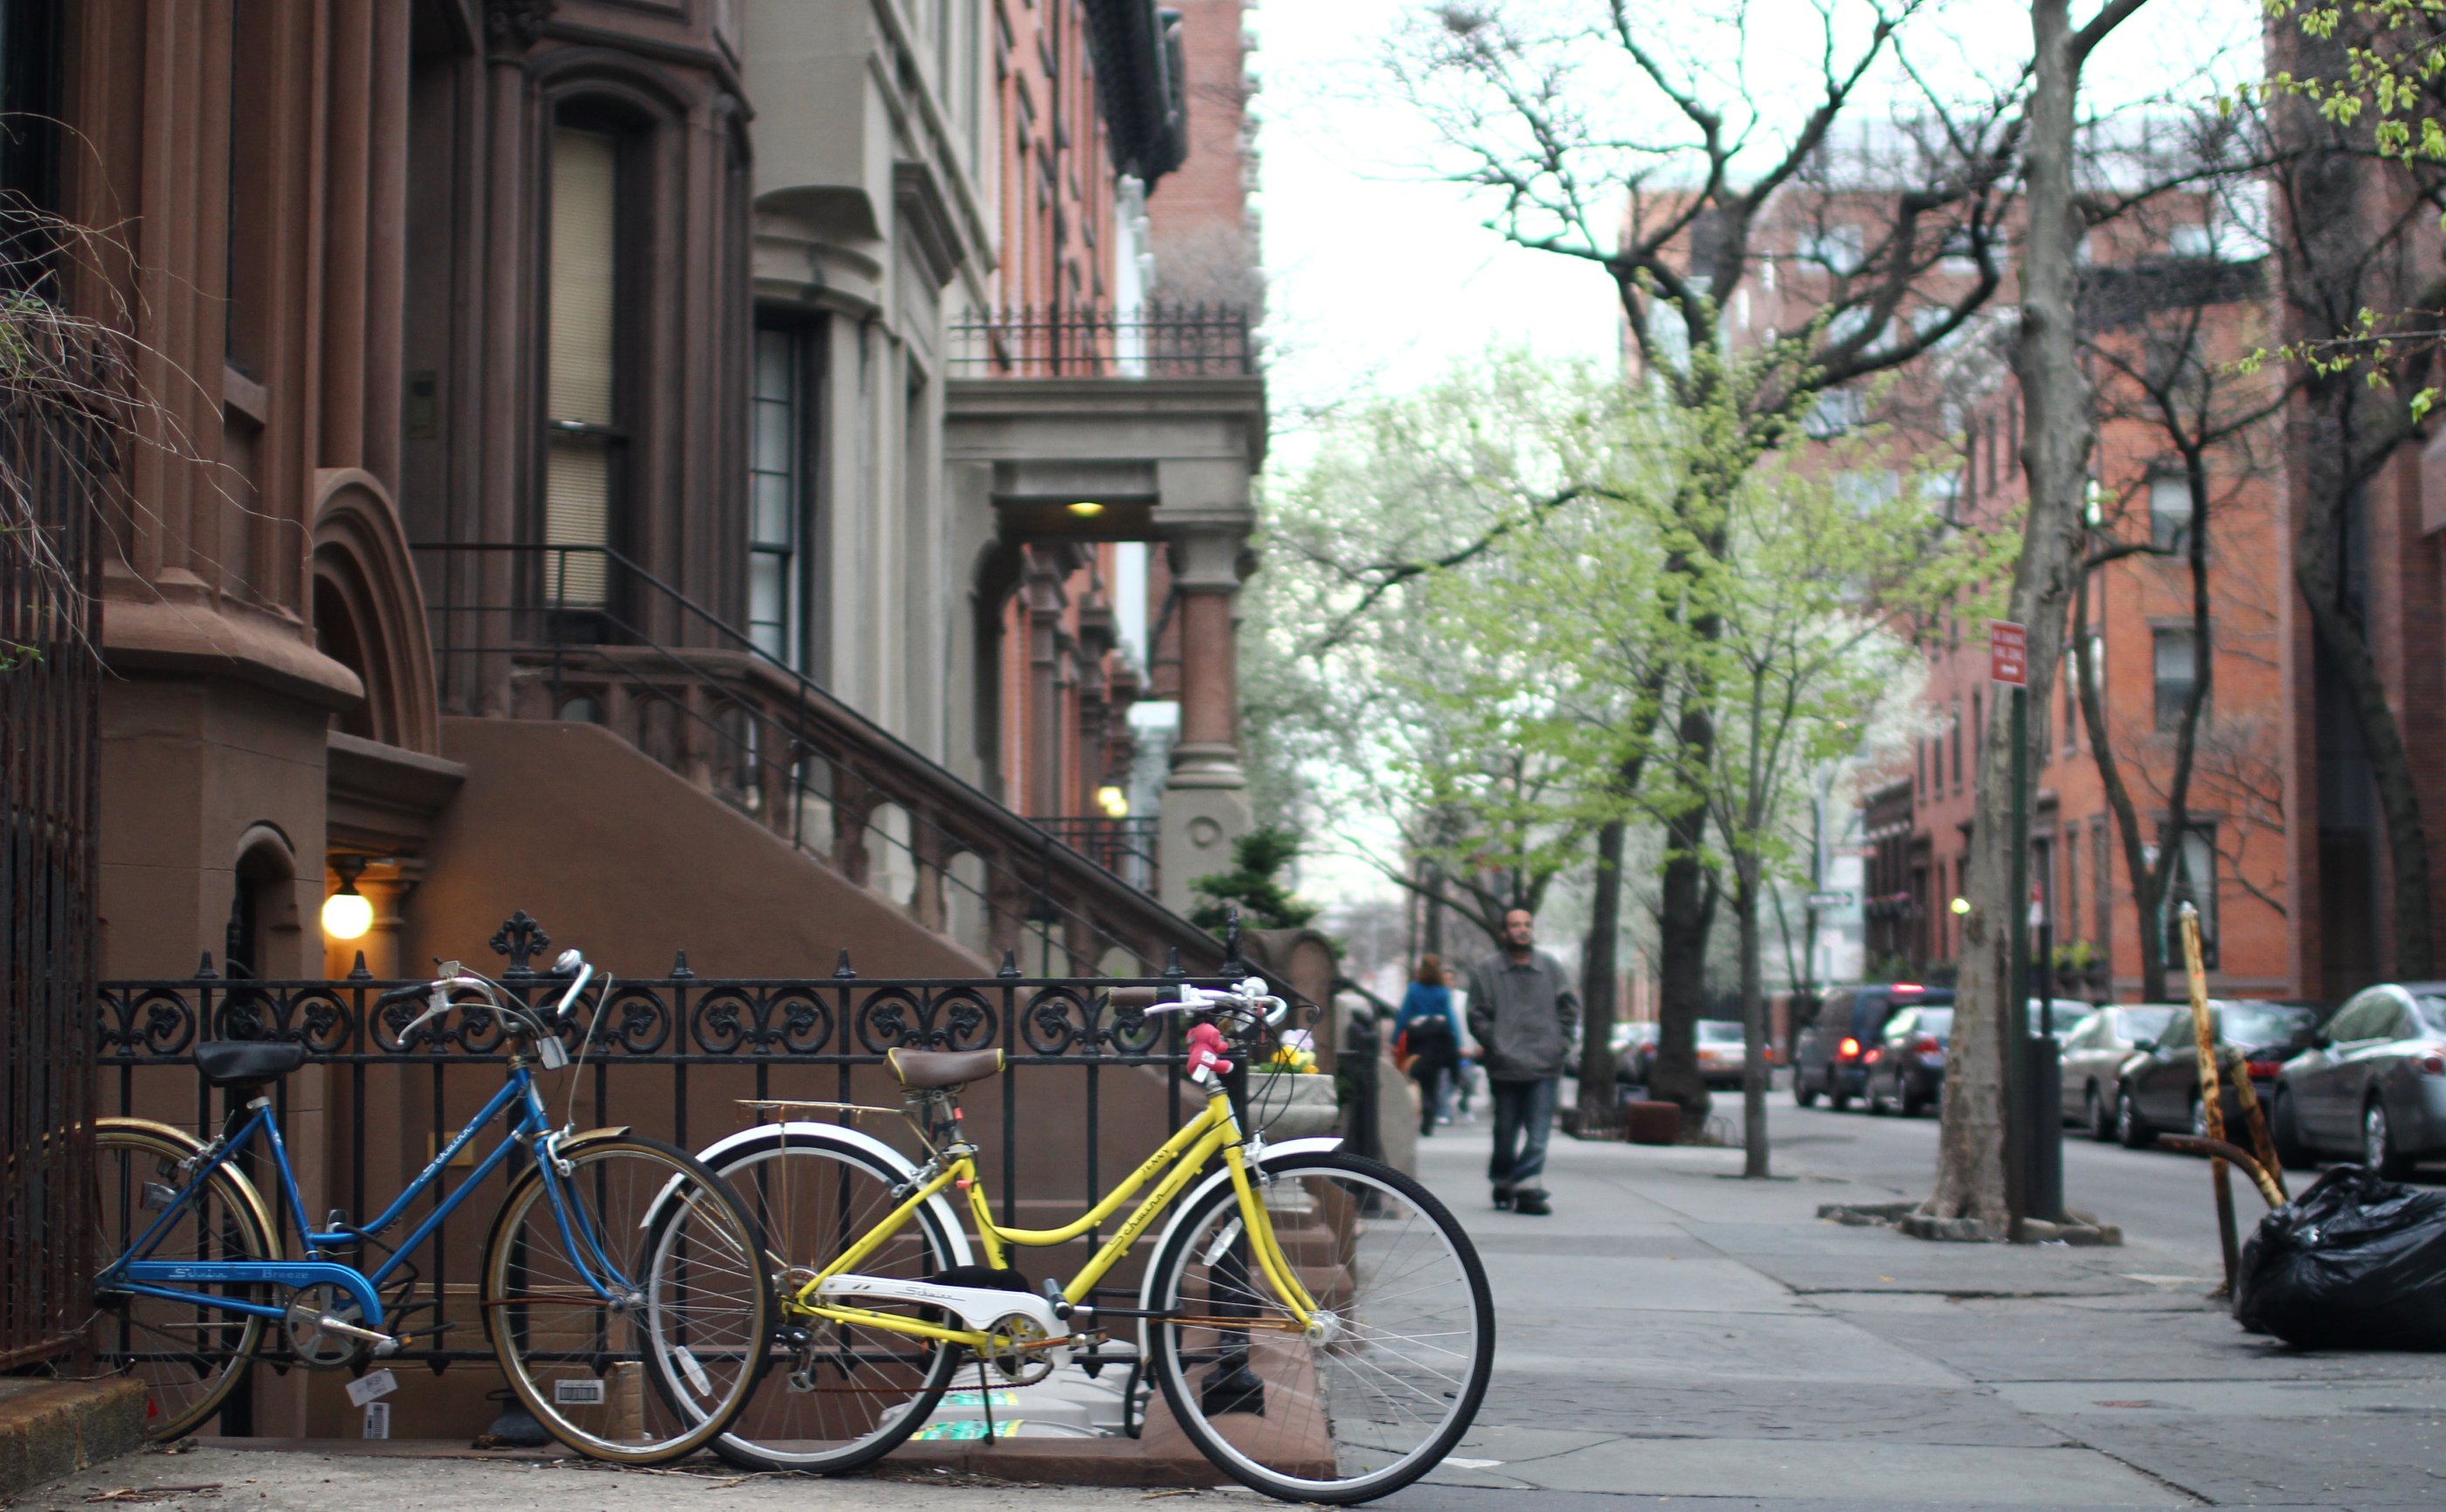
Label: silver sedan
xmin=2273 ymin=982 xmax=2446 ymax=1177
xmin=2057 ymin=1004 xmax=2180 ymax=1142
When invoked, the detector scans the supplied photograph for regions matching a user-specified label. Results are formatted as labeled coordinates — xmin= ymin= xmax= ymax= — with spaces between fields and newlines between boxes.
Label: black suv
xmin=1793 ymin=984 xmax=1956 ymax=1110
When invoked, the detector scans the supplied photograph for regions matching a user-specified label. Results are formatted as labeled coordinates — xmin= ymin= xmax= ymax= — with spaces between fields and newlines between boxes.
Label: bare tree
xmin=2069 ymin=181 xmax=2295 ymax=1003
xmin=1394 ymin=0 xmax=2020 ymax=1134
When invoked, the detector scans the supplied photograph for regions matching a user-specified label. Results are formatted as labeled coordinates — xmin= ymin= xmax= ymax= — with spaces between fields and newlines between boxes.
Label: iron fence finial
xmin=489 ymin=910 xmax=551 ymax=977
xmin=998 ymin=949 xmax=1021 ymax=978
xmin=671 ymin=949 xmax=695 ymax=979
xmin=195 ymin=951 xmax=218 ymax=979
xmin=348 ymin=951 xmax=371 ymax=981
xmin=833 ymin=949 xmax=857 ymax=980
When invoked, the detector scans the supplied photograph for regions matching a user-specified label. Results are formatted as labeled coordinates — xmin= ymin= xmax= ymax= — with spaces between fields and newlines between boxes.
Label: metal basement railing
xmin=94 ymin=910 xmax=1275 ymax=1379
xmin=411 ymin=541 xmax=1213 ymax=978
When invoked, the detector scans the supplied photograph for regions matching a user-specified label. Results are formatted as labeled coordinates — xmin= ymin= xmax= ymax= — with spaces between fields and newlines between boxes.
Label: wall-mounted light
xmin=1096 ymin=784 xmax=1130 ymax=818
xmin=1066 ymin=501 xmax=1106 ymax=517
xmin=1949 ymin=896 xmax=1973 ymax=917
xmin=322 ymin=855 xmax=373 ymax=941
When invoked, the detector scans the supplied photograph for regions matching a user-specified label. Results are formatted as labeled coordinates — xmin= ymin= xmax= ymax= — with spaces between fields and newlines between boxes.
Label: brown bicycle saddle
xmin=885 ymin=1046 xmax=1005 ymax=1089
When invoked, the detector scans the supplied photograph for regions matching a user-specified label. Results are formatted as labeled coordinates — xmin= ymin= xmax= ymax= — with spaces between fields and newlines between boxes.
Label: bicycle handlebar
xmin=1107 ymin=977 xmax=1288 ymax=1029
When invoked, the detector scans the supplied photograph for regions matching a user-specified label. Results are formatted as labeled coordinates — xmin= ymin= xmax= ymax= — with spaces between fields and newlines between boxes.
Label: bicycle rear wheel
xmin=1144 ymin=1151 xmax=1494 ymax=1503
xmin=692 ymin=1129 xmax=962 ymax=1473
xmin=89 ymin=1122 xmax=276 ymax=1441
xmin=481 ymin=1135 xmax=770 ymax=1464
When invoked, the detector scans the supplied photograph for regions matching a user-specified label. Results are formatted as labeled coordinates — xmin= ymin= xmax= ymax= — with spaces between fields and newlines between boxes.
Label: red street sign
xmin=1989 ymin=620 xmax=2028 ymax=687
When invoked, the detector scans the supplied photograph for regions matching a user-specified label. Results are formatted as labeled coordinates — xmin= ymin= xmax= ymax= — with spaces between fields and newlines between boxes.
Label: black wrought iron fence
xmin=948 ymin=301 xmax=1255 ymax=378
xmin=412 ymin=541 xmax=1212 ymax=978
xmin=94 ymin=911 xmax=1281 ymax=1377
xmin=1 ymin=331 xmax=112 ymax=1366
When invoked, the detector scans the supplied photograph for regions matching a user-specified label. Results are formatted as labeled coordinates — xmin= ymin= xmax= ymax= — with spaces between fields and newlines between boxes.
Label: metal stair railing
xmin=411 ymin=542 xmax=1214 ymax=977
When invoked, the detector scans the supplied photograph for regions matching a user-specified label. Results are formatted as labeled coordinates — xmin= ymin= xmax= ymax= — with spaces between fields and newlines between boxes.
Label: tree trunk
xmin=1579 ymin=817 xmax=1627 ymax=1127
xmin=1928 ymin=0 xmax=2104 ymax=1232
xmin=1653 ymin=708 xmax=1717 ymax=1138
xmin=1738 ymin=861 xmax=1769 ymax=1178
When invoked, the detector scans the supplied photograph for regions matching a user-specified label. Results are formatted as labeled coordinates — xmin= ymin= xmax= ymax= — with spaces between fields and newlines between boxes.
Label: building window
xmin=750 ymin=326 xmax=802 ymax=664
xmin=1951 ymin=698 xmax=1962 ymax=791
xmin=2162 ymin=825 xmax=2218 ymax=970
xmin=2153 ymin=627 xmax=2201 ymax=731
xmin=544 ymin=121 xmax=623 ymax=609
xmin=2064 ymin=825 xmax=2082 ymax=943
xmin=2149 ymin=473 xmax=2191 ymax=552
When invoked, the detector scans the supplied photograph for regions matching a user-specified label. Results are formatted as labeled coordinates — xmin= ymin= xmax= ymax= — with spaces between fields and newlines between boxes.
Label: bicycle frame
xmin=100 ymin=1065 xmax=632 ymax=1336
xmin=791 ymin=1087 xmax=1321 ymax=1350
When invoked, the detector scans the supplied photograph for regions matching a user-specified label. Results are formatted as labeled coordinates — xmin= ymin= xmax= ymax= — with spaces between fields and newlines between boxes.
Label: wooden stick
xmin=2182 ymin=903 xmax=2239 ymax=1295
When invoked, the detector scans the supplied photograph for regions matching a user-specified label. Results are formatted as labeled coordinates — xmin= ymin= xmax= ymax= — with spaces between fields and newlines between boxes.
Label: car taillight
xmin=2418 ymin=1053 xmax=2446 ymax=1078
xmin=2245 ymin=1059 xmax=2282 ymax=1080
xmin=1864 ymin=1047 xmax=1883 ymax=1065
xmin=1914 ymin=1036 xmax=1940 ymax=1055
xmin=1838 ymin=1036 xmax=1861 ymax=1060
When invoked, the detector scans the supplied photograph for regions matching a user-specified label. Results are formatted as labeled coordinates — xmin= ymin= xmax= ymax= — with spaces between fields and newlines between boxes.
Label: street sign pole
xmin=2030 ymin=894 xmax=2063 ymax=1224
xmin=1992 ymin=622 xmax=2031 ymax=1239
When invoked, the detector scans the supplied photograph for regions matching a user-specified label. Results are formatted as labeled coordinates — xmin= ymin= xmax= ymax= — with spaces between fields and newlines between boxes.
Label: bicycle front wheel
xmin=694 ymin=1128 xmax=963 ymax=1473
xmin=1144 ymin=1151 xmax=1494 ymax=1503
xmin=90 ymin=1122 xmax=276 ymax=1441
xmin=480 ymin=1135 xmax=771 ymax=1464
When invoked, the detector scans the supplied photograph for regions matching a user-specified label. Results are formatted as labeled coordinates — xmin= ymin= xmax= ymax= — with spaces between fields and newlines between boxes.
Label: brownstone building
xmin=8 ymin=0 xmax=1278 ymax=1435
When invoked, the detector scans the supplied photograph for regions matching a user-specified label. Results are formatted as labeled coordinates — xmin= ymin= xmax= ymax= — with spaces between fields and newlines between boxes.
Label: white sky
xmin=1243 ymin=0 xmax=2260 ymax=905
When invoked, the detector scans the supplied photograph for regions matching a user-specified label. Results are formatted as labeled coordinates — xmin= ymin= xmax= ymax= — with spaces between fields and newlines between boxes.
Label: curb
xmin=0 ymin=1377 xmax=149 ymax=1500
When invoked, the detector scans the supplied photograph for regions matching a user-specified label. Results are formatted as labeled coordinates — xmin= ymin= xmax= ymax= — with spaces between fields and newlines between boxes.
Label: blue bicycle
xmin=89 ymin=951 xmax=773 ymax=1461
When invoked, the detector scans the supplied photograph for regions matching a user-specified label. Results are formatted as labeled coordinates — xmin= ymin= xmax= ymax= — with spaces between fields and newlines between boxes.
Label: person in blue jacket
xmin=1396 ymin=954 xmax=1462 ymax=1136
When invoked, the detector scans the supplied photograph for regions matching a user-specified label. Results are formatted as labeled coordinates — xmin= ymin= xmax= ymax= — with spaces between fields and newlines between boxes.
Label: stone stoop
xmin=0 ymin=1378 xmax=149 ymax=1499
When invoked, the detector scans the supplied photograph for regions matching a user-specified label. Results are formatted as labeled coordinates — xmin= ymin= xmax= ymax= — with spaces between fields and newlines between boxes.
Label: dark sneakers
xmin=1492 ymin=1185 xmax=1513 ymax=1211
xmin=1510 ymin=1188 xmax=1552 ymax=1216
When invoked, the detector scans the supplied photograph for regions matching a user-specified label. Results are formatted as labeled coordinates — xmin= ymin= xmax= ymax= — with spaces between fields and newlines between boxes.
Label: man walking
xmin=1465 ymin=908 xmax=1578 ymax=1216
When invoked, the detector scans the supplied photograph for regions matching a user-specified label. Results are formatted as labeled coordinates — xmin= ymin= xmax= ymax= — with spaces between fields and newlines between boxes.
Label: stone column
xmin=1159 ymin=526 xmax=1253 ymax=915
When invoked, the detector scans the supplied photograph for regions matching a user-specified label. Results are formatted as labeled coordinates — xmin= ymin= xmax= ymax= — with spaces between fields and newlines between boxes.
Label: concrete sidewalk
xmin=24 ymin=1120 xmax=2446 ymax=1511
xmin=1399 ymin=1120 xmax=2446 ymax=1509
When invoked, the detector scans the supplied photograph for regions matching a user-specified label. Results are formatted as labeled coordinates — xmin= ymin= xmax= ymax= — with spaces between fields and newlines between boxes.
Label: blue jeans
xmin=1488 ymin=1076 xmax=1558 ymax=1191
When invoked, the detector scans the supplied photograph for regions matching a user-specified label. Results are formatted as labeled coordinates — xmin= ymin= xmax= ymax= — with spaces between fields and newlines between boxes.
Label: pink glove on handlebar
xmin=1186 ymin=1021 xmax=1235 ymax=1078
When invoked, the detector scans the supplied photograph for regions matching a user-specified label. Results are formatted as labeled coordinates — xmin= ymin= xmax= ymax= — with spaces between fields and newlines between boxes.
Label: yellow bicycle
xmin=685 ymin=977 xmax=1494 ymax=1503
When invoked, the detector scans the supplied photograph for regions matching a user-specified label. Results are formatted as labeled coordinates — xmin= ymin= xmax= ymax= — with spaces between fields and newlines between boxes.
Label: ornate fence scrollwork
xmin=94 ymin=911 xmax=1282 ymax=1374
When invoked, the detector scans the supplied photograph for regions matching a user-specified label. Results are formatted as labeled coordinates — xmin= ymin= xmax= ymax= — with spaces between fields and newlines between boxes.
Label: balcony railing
xmin=949 ymin=301 xmax=1255 ymax=379
xmin=1029 ymin=815 xmax=1159 ymax=893
xmin=412 ymin=542 xmax=1215 ymax=977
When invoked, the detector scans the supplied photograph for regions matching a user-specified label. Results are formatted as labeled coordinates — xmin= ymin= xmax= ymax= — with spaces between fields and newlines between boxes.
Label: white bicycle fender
xmin=1136 ymin=1135 xmax=1345 ymax=1311
xmin=681 ymin=1121 xmax=974 ymax=1267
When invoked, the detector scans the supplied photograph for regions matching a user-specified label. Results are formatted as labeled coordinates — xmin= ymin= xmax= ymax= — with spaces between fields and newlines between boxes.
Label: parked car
xmin=2271 ymin=982 xmax=2446 ymax=1177
xmin=2115 ymin=1000 xmax=2323 ymax=1150
xmin=1612 ymin=1020 xmax=1660 ymax=1086
xmin=2058 ymin=1004 xmax=2180 ymax=1142
xmin=1864 ymin=1006 xmax=1952 ymax=1116
xmin=1793 ymin=984 xmax=1955 ymax=1110
xmin=1613 ymin=1020 xmax=1750 ymax=1088
xmin=1693 ymin=1019 xmax=1748 ymax=1089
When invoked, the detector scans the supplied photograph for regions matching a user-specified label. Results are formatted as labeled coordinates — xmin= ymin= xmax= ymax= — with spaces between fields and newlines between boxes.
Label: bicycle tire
xmin=480 ymin=1134 xmax=771 ymax=1464
xmin=688 ymin=1128 xmax=962 ymax=1473
xmin=1144 ymin=1150 xmax=1494 ymax=1504
xmin=90 ymin=1122 xmax=277 ymax=1441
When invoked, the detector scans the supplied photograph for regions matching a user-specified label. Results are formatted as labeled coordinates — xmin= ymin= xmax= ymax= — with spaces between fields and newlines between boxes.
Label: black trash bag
xmin=2234 ymin=1164 xmax=2446 ymax=1350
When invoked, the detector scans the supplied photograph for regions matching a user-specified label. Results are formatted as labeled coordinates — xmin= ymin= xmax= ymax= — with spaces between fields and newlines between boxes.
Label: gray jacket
xmin=1465 ymin=949 xmax=1580 ymax=1082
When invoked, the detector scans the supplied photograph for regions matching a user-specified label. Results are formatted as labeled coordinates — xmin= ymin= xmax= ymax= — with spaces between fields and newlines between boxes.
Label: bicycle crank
xmin=980 ymin=1312 xmax=1057 ymax=1384
xmin=282 ymin=1285 xmax=399 ymax=1368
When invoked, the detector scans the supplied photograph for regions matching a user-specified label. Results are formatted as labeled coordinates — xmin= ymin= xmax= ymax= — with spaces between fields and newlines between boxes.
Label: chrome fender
xmin=1136 ymin=1135 xmax=1345 ymax=1313
xmin=674 ymin=1121 xmax=974 ymax=1267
